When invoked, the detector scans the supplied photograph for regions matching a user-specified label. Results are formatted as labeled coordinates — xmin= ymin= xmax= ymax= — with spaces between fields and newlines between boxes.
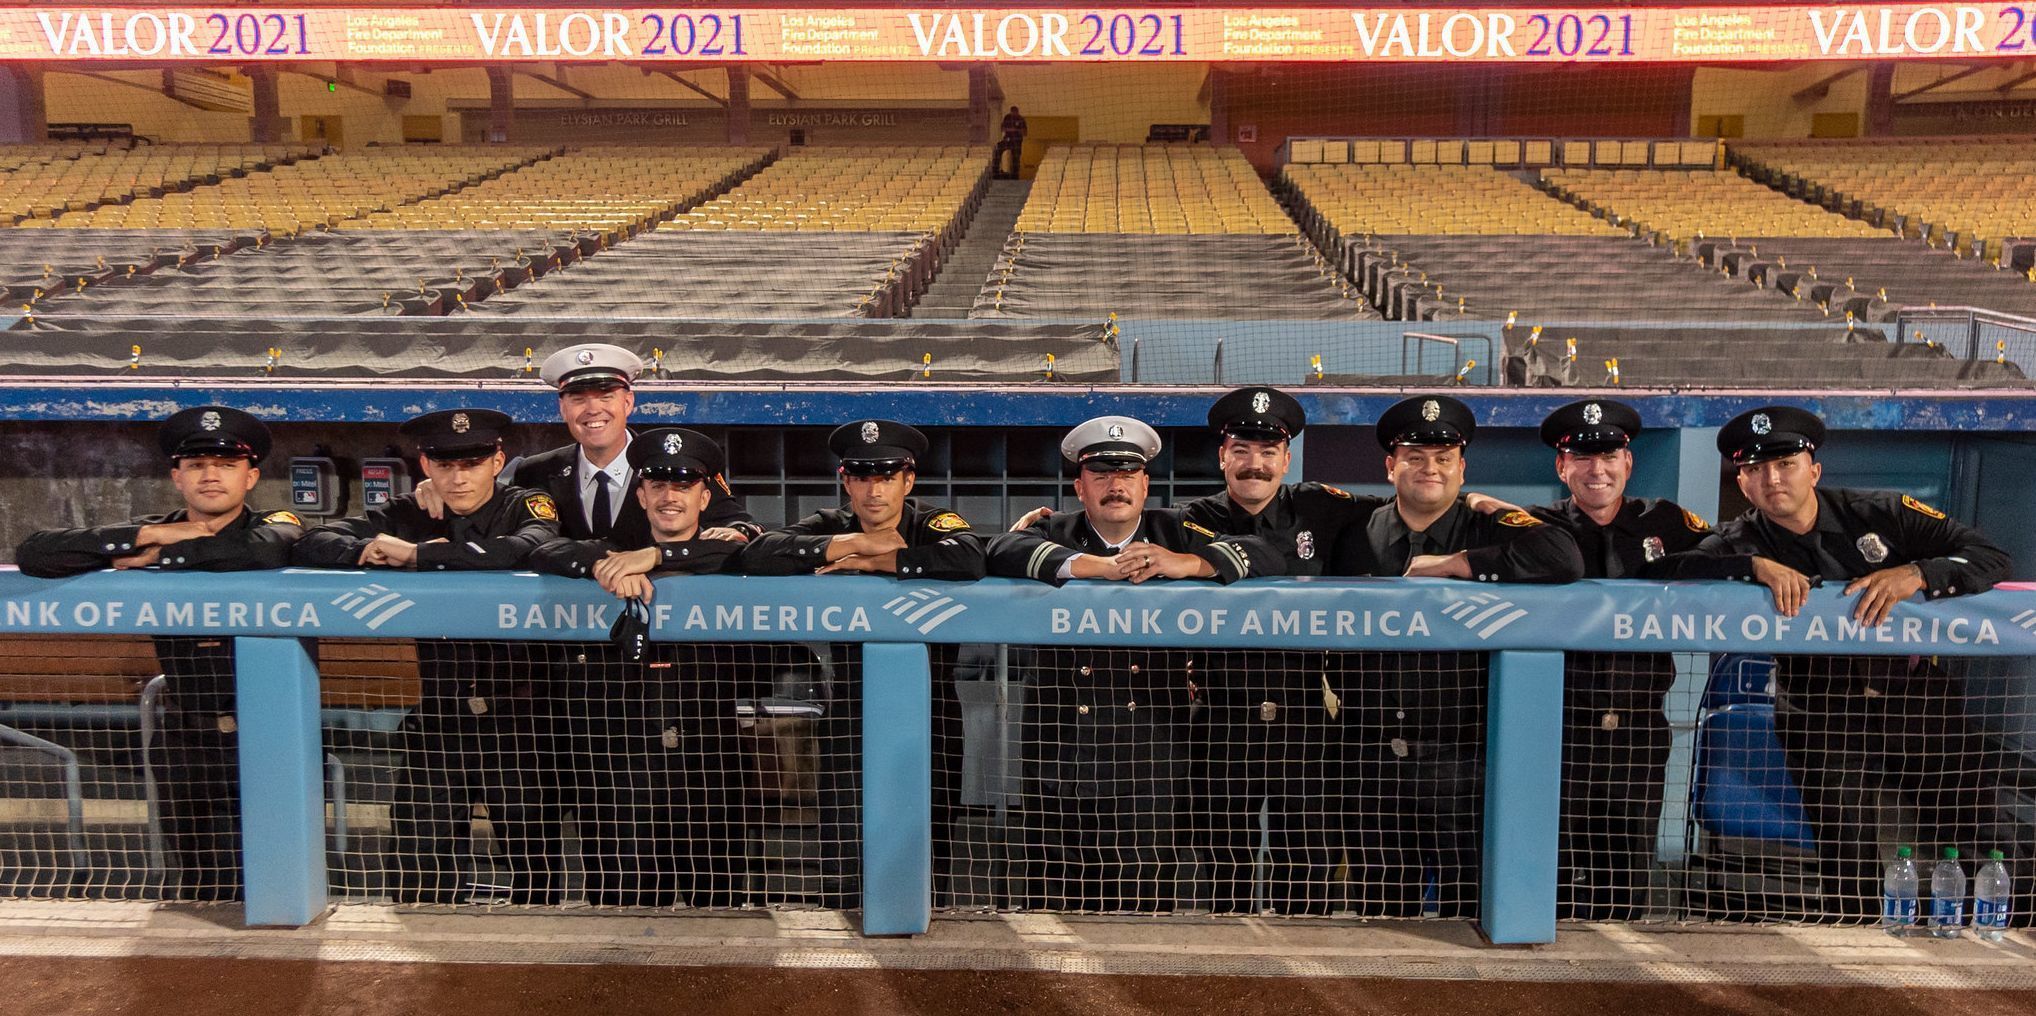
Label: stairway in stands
xmin=912 ymin=179 xmax=1030 ymax=318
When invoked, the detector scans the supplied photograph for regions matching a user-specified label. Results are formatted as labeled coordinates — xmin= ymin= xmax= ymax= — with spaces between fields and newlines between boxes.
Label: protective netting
xmin=942 ymin=647 xmax=1489 ymax=918
xmin=319 ymin=639 xmax=859 ymax=909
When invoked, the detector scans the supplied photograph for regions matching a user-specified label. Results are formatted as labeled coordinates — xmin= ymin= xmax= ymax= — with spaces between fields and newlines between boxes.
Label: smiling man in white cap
xmin=414 ymin=343 xmax=759 ymax=546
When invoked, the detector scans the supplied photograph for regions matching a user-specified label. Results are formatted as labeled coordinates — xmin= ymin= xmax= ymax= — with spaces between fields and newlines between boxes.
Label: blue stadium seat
xmin=1703 ymin=653 xmax=1776 ymax=710
xmin=1691 ymin=702 xmax=1817 ymax=851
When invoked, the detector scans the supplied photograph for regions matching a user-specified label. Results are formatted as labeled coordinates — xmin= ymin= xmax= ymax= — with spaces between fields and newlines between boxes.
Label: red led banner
xmin=7 ymin=6 xmax=2035 ymax=63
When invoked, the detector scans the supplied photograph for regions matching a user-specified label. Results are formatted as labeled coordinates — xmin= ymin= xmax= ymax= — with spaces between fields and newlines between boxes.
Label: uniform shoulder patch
xmin=1902 ymin=494 xmax=1946 ymax=520
xmin=1497 ymin=510 xmax=1542 ymax=528
xmin=1321 ymin=484 xmax=1353 ymax=499
xmin=524 ymin=492 xmax=559 ymax=522
xmin=714 ymin=474 xmax=733 ymax=497
xmin=1681 ymin=508 xmax=1712 ymax=533
xmin=927 ymin=511 xmax=971 ymax=533
xmin=1182 ymin=520 xmax=1218 ymax=539
xmin=262 ymin=510 xmax=303 ymax=527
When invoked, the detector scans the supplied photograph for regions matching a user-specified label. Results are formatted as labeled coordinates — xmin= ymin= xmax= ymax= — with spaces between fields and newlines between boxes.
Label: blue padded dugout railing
xmin=0 ymin=569 xmax=2030 ymax=944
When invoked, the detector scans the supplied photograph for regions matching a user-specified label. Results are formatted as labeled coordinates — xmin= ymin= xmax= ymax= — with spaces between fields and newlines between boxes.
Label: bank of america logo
xmin=1441 ymin=591 xmax=1527 ymax=640
xmin=2014 ymin=609 xmax=2036 ymax=635
xmin=882 ymin=589 xmax=969 ymax=635
xmin=330 ymin=583 xmax=418 ymax=631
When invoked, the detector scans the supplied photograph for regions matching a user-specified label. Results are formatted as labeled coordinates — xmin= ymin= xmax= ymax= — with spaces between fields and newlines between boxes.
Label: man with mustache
xmin=988 ymin=416 xmax=1282 ymax=911
xmin=295 ymin=409 xmax=565 ymax=904
xmin=1697 ymin=405 xmax=2023 ymax=923
xmin=1528 ymin=399 xmax=1783 ymax=921
xmin=531 ymin=428 xmax=760 ymax=907
xmin=1345 ymin=395 xmax=1583 ymax=918
xmin=745 ymin=419 xmax=984 ymax=905
xmin=18 ymin=406 xmax=303 ymax=901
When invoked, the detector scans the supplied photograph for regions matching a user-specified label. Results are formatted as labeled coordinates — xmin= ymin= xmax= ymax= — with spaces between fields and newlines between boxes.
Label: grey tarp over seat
xmin=1695 ymin=236 xmax=2036 ymax=320
xmin=5 ymin=316 xmax=1118 ymax=382
xmin=969 ymin=233 xmax=1378 ymax=320
xmin=1502 ymin=324 xmax=2033 ymax=388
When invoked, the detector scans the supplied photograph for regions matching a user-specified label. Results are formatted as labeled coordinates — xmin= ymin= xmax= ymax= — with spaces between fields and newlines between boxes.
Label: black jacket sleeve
xmin=985 ymin=523 xmax=1081 ymax=585
xmin=741 ymin=512 xmax=846 ymax=576
xmin=15 ymin=520 xmax=154 ymax=578
xmin=896 ymin=507 xmax=986 ymax=581
xmin=530 ymin=535 xmax=745 ymax=578
xmin=413 ymin=489 xmax=560 ymax=571
xmin=1462 ymin=510 xmax=1585 ymax=583
xmin=291 ymin=512 xmax=391 ymax=568
xmin=1882 ymin=493 xmax=2012 ymax=598
xmin=1167 ymin=513 xmax=1286 ymax=584
xmin=158 ymin=510 xmax=306 ymax=572
xmin=1640 ymin=504 xmax=1757 ymax=582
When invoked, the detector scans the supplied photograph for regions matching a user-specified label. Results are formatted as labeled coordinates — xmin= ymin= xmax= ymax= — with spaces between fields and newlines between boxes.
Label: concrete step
xmin=915 ymin=179 xmax=1031 ymax=318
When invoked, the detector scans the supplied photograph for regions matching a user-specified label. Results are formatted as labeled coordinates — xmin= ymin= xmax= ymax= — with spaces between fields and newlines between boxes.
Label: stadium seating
xmin=1284 ymin=164 xmax=1628 ymax=241
xmin=1735 ymin=140 xmax=2036 ymax=259
xmin=21 ymin=230 xmax=589 ymax=318
xmin=339 ymin=146 xmax=773 ymax=244
xmin=49 ymin=145 xmax=552 ymax=233
xmin=2 ymin=143 xmax=316 ymax=226
xmin=975 ymin=144 xmax=1371 ymax=320
xmin=1539 ymin=168 xmax=1887 ymax=247
xmin=9 ymin=315 xmax=1117 ymax=382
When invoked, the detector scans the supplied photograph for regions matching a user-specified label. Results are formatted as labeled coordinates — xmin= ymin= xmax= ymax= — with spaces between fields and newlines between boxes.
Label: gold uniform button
xmin=1077 ymin=705 xmax=1091 ymax=716
xmin=1601 ymin=711 xmax=1620 ymax=732
xmin=1259 ymin=700 xmax=1278 ymax=722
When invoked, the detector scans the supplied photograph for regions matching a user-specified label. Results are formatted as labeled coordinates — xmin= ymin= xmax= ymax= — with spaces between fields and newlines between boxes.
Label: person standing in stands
xmin=18 ymin=406 xmax=302 ymax=901
xmin=1698 ymin=405 xmax=2025 ymax=924
xmin=1343 ymin=395 xmax=1584 ymax=919
xmin=415 ymin=343 xmax=759 ymax=545
xmin=995 ymin=105 xmax=1028 ymax=179
xmin=1528 ymin=399 xmax=1794 ymax=921
xmin=531 ymin=428 xmax=763 ymax=907
xmin=746 ymin=419 xmax=984 ymax=905
xmin=988 ymin=416 xmax=1282 ymax=912
xmin=294 ymin=409 xmax=563 ymax=904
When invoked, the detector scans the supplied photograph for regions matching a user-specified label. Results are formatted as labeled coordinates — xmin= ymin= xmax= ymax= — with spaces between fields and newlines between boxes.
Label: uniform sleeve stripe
xmin=1212 ymin=541 xmax=1247 ymax=577
xmin=1026 ymin=542 xmax=1056 ymax=580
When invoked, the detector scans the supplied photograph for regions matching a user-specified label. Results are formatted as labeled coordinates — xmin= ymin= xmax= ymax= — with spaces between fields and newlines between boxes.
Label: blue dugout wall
xmin=0 ymin=569 xmax=2031 ymax=944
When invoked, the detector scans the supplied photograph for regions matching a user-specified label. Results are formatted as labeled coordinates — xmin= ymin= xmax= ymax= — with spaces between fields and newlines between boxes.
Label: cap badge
xmin=1250 ymin=391 xmax=1271 ymax=415
xmin=1107 ymin=423 xmax=1124 ymax=439
xmin=1751 ymin=413 xmax=1771 ymax=436
xmin=663 ymin=432 xmax=683 ymax=455
xmin=1421 ymin=399 xmax=1440 ymax=422
xmin=1583 ymin=403 xmax=1602 ymax=425
xmin=575 ymin=349 xmax=595 ymax=365
xmin=451 ymin=412 xmax=470 ymax=434
xmin=199 ymin=410 xmax=221 ymax=432
xmin=1296 ymin=529 xmax=1315 ymax=561
xmin=1857 ymin=533 xmax=1889 ymax=564
xmin=860 ymin=421 xmax=880 ymax=444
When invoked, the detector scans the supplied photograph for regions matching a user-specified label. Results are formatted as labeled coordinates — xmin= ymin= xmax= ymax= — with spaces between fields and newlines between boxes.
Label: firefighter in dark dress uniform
xmin=1697 ymin=405 xmax=2024 ymax=923
xmin=987 ymin=416 xmax=1282 ymax=911
xmin=17 ymin=406 xmax=302 ymax=901
xmin=1528 ymin=399 xmax=1780 ymax=921
xmin=1344 ymin=395 xmax=1584 ymax=919
xmin=294 ymin=409 xmax=562 ymax=904
xmin=744 ymin=419 xmax=985 ymax=906
xmin=531 ymin=428 xmax=760 ymax=907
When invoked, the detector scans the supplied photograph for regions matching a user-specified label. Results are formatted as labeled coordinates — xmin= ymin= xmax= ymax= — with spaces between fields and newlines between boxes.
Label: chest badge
xmin=1642 ymin=536 xmax=1665 ymax=562
xmin=1857 ymin=532 xmax=1889 ymax=564
xmin=1295 ymin=529 xmax=1315 ymax=560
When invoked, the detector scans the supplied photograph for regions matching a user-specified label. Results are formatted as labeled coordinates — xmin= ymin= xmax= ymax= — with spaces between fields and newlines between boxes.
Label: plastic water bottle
xmin=1883 ymin=845 xmax=1920 ymax=936
xmin=1974 ymin=850 xmax=2012 ymax=943
xmin=1931 ymin=847 xmax=1967 ymax=939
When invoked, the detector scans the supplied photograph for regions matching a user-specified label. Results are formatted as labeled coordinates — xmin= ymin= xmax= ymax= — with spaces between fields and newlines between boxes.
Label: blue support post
xmin=233 ymin=636 xmax=327 ymax=926
xmin=1674 ymin=426 xmax=1723 ymax=527
xmin=1480 ymin=649 xmax=1563 ymax=944
xmin=861 ymin=641 xmax=932 ymax=935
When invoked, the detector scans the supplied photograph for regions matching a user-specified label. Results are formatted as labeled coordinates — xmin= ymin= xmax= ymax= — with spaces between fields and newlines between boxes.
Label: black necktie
xmin=590 ymin=473 xmax=613 ymax=539
xmin=1600 ymin=529 xmax=1623 ymax=579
